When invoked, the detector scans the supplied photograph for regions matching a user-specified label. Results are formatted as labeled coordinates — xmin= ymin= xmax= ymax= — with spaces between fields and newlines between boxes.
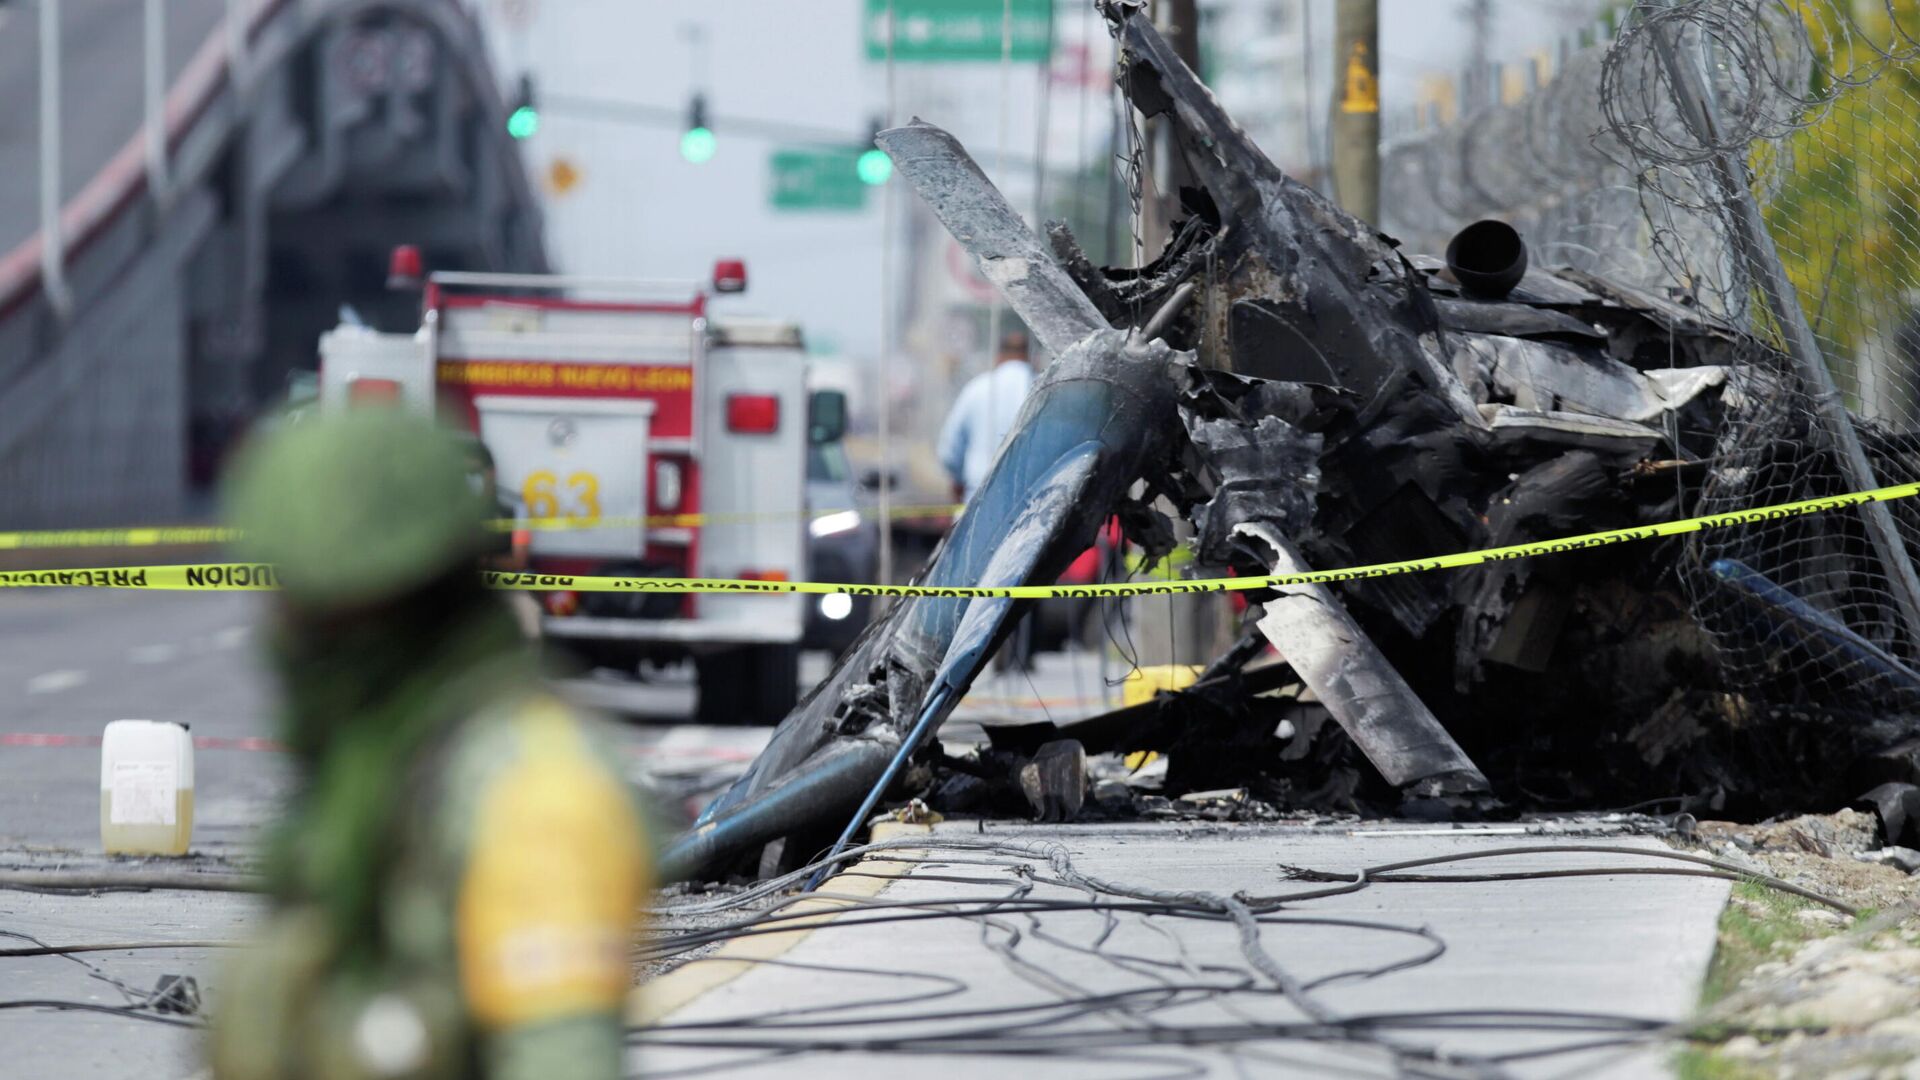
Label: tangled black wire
xmin=632 ymin=833 xmax=1848 ymax=1079
xmin=0 ymin=829 xmax=1859 ymax=1077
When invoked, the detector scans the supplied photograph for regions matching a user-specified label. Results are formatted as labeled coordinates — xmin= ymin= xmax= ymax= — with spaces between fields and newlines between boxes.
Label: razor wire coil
xmin=1387 ymin=0 xmax=1920 ymax=716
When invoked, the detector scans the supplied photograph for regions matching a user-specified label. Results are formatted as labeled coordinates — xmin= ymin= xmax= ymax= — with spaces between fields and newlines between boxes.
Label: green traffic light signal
xmin=681 ymin=126 xmax=717 ymax=164
xmin=856 ymin=148 xmax=892 ymax=185
xmin=507 ymin=105 xmax=539 ymax=140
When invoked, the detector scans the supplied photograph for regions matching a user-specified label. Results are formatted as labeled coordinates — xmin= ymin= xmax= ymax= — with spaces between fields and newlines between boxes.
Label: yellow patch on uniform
xmin=457 ymin=703 xmax=647 ymax=1028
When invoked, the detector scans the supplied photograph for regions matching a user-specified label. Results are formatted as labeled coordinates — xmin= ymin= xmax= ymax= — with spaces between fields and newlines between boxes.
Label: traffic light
xmin=857 ymin=117 xmax=892 ymax=185
xmin=507 ymin=75 xmax=539 ymax=140
xmin=681 ymin=94 xmax=716 ymax=164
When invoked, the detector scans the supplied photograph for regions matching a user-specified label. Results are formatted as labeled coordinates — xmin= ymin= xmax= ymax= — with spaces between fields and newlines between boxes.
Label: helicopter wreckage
xmin=659 ymin=2 xmax=1920 ymax=883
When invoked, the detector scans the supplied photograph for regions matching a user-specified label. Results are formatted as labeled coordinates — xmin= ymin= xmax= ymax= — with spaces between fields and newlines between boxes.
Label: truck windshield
xmin=808 ymin=441 xmax=850 ymax=483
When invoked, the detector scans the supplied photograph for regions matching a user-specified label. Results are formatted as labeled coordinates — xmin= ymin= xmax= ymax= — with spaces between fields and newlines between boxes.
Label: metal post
xmin=38 ymin=0 xmax=71 ymax=318
xmin=1465 ymin=0 xmax=1491 ymax=100
xmin=876 ymin=0 xmax=896 ymax=588
xmin=1650 ymin=20 xmax=1920 ymax=643
xmin=1330 ymin=0 xmax=1379 ymax=222
xmin=226 ymin=0 xmax=249 ymax=89
xmin=1151 ymin=0 xmax=1200 ymax=218
xmin=144 ymin=0 xmax=169 ymax=202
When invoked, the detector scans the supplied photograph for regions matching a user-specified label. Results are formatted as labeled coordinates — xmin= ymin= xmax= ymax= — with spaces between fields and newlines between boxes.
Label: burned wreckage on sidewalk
xmin=660 ymin=3 xmax=1920 ymax=883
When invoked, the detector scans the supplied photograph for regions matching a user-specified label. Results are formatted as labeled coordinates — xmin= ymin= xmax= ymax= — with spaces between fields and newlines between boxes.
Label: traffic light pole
xmin=38 ymin=0 xmax=72 ymax=318
xmin=144 ymin=0 xmax=170 ymax=205
xmin=1330 ymin=0 xmax=1380 ymax=223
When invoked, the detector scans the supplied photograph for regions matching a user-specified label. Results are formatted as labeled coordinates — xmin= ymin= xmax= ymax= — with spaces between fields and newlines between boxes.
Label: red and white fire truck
xmin=317 ymin=258 xmax=832 ymax=724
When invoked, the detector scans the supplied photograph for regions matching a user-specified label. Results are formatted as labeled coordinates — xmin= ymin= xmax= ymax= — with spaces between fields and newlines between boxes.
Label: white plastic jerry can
xmin=100 ymin=719 xmax=194 ymax=856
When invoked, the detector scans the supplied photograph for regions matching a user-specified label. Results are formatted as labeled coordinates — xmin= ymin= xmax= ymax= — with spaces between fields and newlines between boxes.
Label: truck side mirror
xmin=858 ymin=468 xmax=901 ymax=492
xmin=808 ymin=389 xmax=848 ymax=445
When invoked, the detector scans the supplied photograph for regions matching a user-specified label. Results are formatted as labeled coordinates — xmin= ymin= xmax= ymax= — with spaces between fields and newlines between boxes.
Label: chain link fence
xmin=1389 ymin=0 xmax=1920 ymax=717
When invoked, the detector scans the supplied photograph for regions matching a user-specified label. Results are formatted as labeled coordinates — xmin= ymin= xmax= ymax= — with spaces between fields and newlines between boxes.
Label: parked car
xmin=802 ymin=395 xmax=879 ymax=655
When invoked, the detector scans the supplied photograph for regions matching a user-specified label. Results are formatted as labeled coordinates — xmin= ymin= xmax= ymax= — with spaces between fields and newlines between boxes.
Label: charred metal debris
xmin=657 ymin=2 xmax=1920 ymax=884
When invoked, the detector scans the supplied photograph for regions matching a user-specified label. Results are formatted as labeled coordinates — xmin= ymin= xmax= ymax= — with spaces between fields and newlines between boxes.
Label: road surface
xmin=0 ymin=588 xmax=799 ymax=853
xmin=0 ymin=589 xmax=1731 ymax=1078
xmin=0 ymin=586 xmax=785 ymax=1078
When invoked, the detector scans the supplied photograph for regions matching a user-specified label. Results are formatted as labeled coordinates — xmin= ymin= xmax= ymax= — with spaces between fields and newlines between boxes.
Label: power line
xmin=542 ymin=92 xmax=1049 ymax=172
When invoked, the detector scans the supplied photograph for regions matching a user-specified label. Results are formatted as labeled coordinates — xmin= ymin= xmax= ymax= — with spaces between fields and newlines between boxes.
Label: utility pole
xmin=1330 ymin=0 xmax=1379 ymax=223
xmin=1464 ymin=0 xmax=1492 ymax=106
xmin=1142 ymin=0 xmax=1199 ymax=253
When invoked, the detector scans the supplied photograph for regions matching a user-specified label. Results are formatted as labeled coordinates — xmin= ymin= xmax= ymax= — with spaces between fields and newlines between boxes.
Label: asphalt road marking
xmin=213 ymin=626 xmax=250 ymax=649
xmin=0 ymin=732 xmax=284 ymax=751
xmin=128 ymin=644 xmax=178 ymax=664
xmin=25 ymin=670 xmax=86 ymax=694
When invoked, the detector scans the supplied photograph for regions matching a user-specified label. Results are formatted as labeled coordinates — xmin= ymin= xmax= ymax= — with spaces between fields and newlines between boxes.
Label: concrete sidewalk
xmin=636 ymin=820 xmax=1729 ymax=1078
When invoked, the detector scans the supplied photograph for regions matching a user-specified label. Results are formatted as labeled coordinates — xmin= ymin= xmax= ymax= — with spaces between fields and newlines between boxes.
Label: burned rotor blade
xmin=806 ymin=330 xmax=1185 ymax=884
xmin=1237 ymin=521 xmax=1491 ymax=797
xmin=877 ymin=120 xmax=1108 ymax=354
xmin=665 ymin=91 xmax=1193 ymax=888
xmin=1102 ymin=0 xmax=1282 ymax=206
xmin=654 ymin=739 xmax=895 ymax=885
xmin=660 ymin=325 xmax=1186 ymax=884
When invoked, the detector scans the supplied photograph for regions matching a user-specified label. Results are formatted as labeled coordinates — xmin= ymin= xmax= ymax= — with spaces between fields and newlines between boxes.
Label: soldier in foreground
xmin=210 ymin=411 xmax=650 ymax=1080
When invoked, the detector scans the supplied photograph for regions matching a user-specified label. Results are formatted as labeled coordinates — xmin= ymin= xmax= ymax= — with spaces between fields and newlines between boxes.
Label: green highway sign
xmin=769 ymin=148 xmax=869 ymax=211
xmin=864 ymin=0 xmax=1052 ymax=63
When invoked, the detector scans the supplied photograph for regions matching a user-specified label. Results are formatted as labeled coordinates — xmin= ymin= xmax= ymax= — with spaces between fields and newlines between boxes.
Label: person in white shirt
xmin=937 ymin=329 xmax=1034 ymax=501
xmin=935 ymin=328 xmax=1037 ymax=671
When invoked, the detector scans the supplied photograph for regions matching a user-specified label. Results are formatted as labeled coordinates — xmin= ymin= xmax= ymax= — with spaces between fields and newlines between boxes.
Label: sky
xmin=479 ymin=0 xmax=1597 ymax=369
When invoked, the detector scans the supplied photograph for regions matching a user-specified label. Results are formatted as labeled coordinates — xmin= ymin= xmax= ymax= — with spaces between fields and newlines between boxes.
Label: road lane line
xmin=128 ymin=643 xmax=178 ymax=664
xmin=24 ymin=670 xmax=86 ymax=694
xmin=0 ymin=732 xmax=285 ymax=751
xmin=0 ymin=733 xmax=756 ymax=759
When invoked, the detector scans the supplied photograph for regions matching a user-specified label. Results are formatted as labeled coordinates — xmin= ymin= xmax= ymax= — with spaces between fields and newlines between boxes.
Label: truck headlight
xmin=654 ymin=461 xmax=683 ymax=511
xmin=819 ymin=593 xmax=853 ymax=621
xmin=808 ymin=510 xmax=862 ymax=538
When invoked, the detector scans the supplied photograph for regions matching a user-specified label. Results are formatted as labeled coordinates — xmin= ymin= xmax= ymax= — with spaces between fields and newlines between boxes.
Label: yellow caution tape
xmin=0 ymin=526 xmax=240 ymax=551
xmin=501 ymin=503 xmax=964 ymax=534
xmin=0 ymin=505 xmax=965 ymax=552
xmin=3 ymin=481 xmax=1915 ymax=597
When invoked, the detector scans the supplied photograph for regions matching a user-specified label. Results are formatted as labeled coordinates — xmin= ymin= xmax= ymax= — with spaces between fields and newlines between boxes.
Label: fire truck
xmin=316 ymin=257 xmax=842 ymax=724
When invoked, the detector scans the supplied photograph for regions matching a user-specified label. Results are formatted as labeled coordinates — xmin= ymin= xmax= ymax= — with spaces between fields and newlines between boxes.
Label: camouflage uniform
xmin=210 ymin=412 xmax=648 ymax=1080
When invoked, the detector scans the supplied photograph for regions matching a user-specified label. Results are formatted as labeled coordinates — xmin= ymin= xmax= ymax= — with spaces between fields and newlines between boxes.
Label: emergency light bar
xmin=712 ymin=259 xmax=748 ymax=293
xmin=726 ymin=393 xmax=780 ymax=434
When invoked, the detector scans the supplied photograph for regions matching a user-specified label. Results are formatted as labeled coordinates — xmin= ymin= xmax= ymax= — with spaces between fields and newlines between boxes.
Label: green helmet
xmin=226 ymin=410 xmax=490 ymax=612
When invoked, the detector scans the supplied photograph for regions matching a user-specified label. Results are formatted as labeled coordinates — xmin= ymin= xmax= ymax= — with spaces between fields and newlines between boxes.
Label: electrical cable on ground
xmin=631 ymin=832 xmax=1851 ymax=1076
